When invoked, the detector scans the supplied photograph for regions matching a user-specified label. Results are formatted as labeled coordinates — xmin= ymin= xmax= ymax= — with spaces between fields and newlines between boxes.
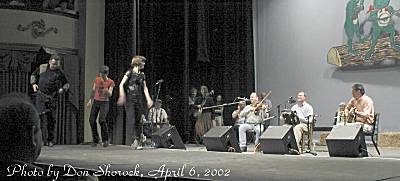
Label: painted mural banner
xmin=327 ymin=0 xmax=400 ymax=67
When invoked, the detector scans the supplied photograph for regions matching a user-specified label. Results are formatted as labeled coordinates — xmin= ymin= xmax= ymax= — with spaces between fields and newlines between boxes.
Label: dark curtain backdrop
xmin=105 ymin=0 xmax=254 ymax=143
xmin=189 ymin=0 xmax=254 ymax=126
xmin=0 ymin=47 xmax=81 ymax=144
xmin=139 ymin=0 xmax=186 ymax=133
xmin=104 ymin=0 xmax=138 ymax=144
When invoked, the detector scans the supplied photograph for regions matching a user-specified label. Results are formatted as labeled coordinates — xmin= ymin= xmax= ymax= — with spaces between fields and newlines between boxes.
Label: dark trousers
xmin=36 ymin=92 xmax=56 ymax=143
xmin=40 ymin=111 xmax=56 ymax=143
xmin=185 ymin=112 xmax=197 ymax=143
xmin=124 ymin=100 xmax=145 ymax=145
xmin=89 ymin=100 xmax=110 ymax=143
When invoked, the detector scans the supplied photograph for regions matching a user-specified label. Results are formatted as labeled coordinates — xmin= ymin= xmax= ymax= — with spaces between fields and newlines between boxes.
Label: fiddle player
xmin=238 ymin=92 xmax=268 ymax=152
xmin=340 ymin=83 xmax=374 ymax=133
xmin=292 ymin=91 xmax=314 ymax=152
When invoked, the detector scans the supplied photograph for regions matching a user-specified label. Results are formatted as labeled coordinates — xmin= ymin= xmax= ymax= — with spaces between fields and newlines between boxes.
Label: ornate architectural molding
xmin=17 ymin=19 xmax=58 ymax=38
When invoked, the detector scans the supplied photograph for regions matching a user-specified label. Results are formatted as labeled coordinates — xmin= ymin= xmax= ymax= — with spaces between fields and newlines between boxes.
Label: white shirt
xmin=291 ymin=102 xmax=314 ymax=124
xmin=148 ymin=108 xmax=168 ymax=124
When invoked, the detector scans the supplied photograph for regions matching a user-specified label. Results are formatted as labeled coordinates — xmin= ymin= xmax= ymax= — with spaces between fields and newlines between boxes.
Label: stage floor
xmin=36 ymin=144 xmax=400 ymax=181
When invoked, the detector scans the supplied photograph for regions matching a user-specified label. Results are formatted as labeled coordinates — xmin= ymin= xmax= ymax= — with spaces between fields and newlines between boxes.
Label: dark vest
xmin=125 ymin=70 xmax=145 ymax=102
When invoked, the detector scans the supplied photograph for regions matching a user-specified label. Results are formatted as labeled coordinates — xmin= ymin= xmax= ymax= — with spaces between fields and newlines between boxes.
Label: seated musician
xmin=292 ymin=91 xmax=314 ymax=151
xmin=238 ymin=92 xmax=268 ymax=152
xmin=148 ymin=99 xmax=169 ymax=129
xmin=339 ymin=83 xmax=374 ymax=133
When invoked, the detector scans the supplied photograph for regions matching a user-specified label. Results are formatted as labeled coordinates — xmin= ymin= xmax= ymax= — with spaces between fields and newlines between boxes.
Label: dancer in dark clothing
xmin=117 ymin=55 xmax=153 ymax=149
xmin=31 ymin=54 xmax=69 ymax=147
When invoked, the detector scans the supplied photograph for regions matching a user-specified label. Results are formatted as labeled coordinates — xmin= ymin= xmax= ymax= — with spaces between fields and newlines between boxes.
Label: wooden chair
xmin=300 ymin=117 xmax=316 ymax=154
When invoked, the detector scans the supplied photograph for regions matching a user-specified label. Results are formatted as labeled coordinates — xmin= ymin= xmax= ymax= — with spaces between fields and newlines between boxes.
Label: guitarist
xmin=194 ymin=85 xmax=215 ymax=143
xmin=342 ymin=83 xmax=375 ymax=133
xmin=292 ymin=91 xmax=314 ymax=152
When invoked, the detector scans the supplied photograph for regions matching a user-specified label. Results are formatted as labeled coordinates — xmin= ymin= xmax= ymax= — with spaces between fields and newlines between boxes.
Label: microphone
xmin=166 ymin=95 xmax=173 ymax=100
xmin=210 ymin=90 xmax=215 ymax=95
xmin=155 ymin=79 xmax=164 ymax=85
xmin=237 ymin=97 xmax=249 ymax=101
xmin=288 ymin=96 xmax=296 ymax=104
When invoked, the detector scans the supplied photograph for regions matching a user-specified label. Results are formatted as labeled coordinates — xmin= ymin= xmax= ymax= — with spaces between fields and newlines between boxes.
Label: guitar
xmin=193 ymin=90 xmax=214 ymax=118
xmin=193 ymin=99 xmax=206 ymax=118
xmin=346 ymin=107 xmax=357 ymax=124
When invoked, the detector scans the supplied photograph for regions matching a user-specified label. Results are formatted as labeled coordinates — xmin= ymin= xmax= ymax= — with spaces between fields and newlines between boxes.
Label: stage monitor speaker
xmin=326 ymin=124 xmax=367 ymax=157
xmin=151 ymin=125 xmax=186 ymax=149
xmin=203 ymin=126 xmax=241 ymax=153
xmin=259 ymin=125 xmax=298 ymax=154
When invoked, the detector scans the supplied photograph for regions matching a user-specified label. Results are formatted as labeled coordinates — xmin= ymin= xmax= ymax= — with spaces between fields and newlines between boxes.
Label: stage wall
xmin=254 ymin=0 xmax=400 ymax=132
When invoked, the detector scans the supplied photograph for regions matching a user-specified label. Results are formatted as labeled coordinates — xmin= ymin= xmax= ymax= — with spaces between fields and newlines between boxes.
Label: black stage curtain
xmin=105 ymin=0 xmax=254 ymax=143
xmin=188 ymin=0 xmax=254 ymax=126
xmin=138 ymin=0 xmax=186 ymax=135
xmin=104 ymin=0 xmax=138 ymax=144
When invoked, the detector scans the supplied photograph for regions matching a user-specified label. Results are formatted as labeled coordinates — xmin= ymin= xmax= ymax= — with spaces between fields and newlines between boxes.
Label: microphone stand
xmin=155 ymin=82 xmax=162 ymax=128
xmin=148 ymin=81 xmax=162 ymax=147
xmin=277 ymin=105 xmax=281 ymax=125
xmin=154 ymin=81 xmax=162 ymax=126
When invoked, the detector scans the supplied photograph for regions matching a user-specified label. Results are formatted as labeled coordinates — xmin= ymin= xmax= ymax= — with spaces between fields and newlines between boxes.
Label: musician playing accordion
xmin=238 ymin=92 xmax=268 ymax=152
xmin=292 ymin=91 xmax=314 ymax=151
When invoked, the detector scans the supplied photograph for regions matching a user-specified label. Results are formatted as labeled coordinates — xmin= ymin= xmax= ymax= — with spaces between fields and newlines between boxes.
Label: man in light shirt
xmin=238 ymin=92 xmax=268 ymax=152
xmin=148 ymin=99 xmax=168 ymax=128
xmin=341 ymin=83 xmax=375 ymax=133
xmin=292 ymin=91 xmax=314 ymax=151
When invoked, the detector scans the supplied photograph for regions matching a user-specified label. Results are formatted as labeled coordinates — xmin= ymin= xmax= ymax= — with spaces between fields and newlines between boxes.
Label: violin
xmin=252 ymin=102 xmax=268 ymax=111
xmin=252 ymin=91 xmax=271 ymax=112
